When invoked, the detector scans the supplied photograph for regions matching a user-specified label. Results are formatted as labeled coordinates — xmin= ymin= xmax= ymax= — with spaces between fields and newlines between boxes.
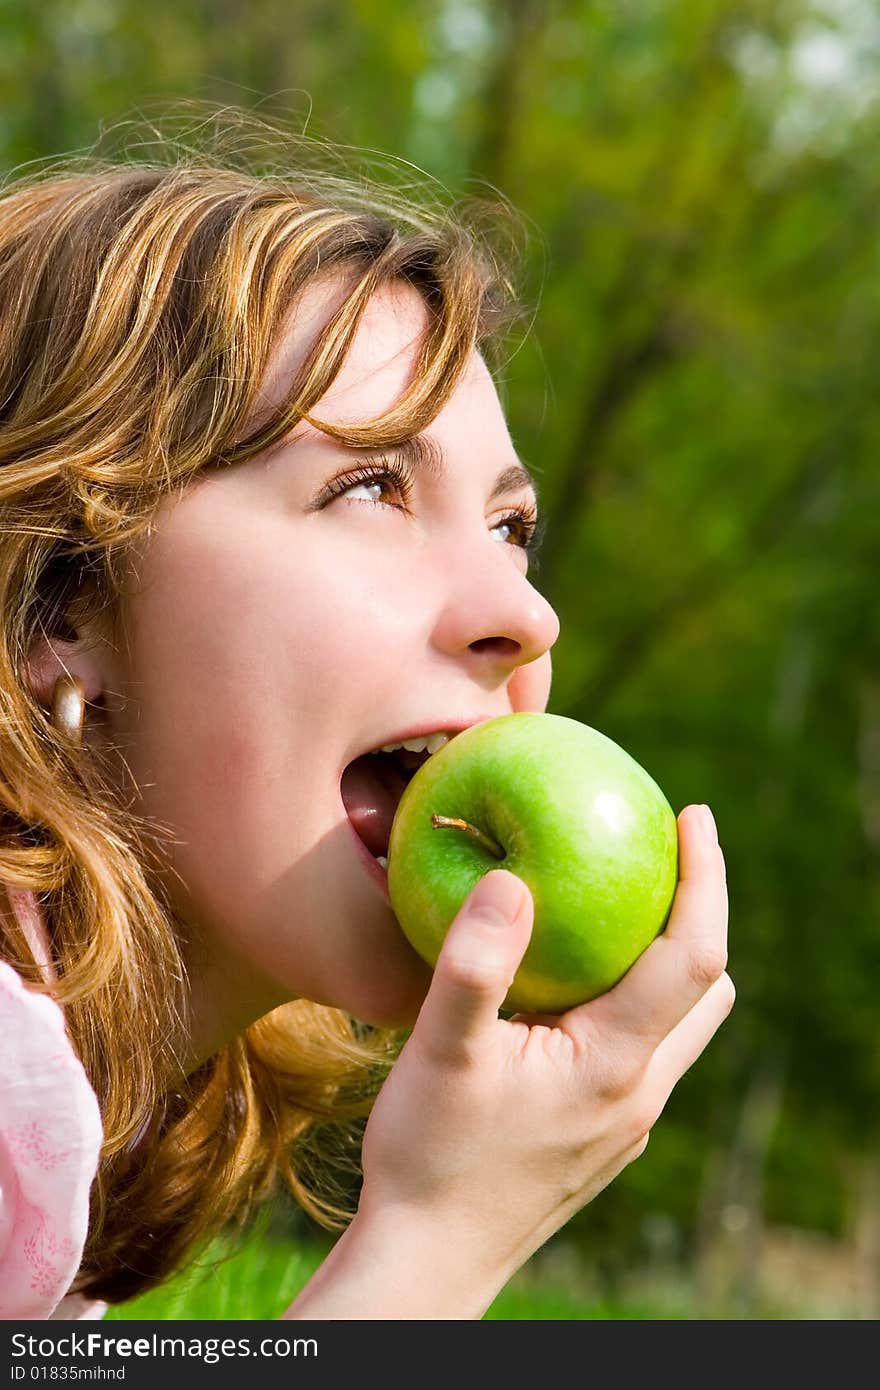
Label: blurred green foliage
xmin=102 ymin=1229 xmax=683 ymax=1321
xmin=2 ymin=0 xmax=877 ymax=1317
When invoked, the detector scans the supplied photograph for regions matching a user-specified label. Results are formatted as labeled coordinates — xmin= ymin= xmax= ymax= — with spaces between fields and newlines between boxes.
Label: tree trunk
xmin=852 ymin=678 xmax=880 ymax=1318
xmin=469 ymin=0 xmax=543 ymax=188
xmin=694 ymin=1051 xmax=786 ymax=1317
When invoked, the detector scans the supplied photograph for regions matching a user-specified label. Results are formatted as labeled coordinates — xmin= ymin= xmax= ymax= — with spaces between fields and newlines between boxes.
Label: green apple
xmin=386 ymin=712 xmax=679 ymax=1013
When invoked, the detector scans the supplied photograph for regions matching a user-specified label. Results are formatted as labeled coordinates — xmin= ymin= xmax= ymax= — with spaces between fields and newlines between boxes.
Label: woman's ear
xmin=24 ymin=634 xmax=107 ymax=713
xmin=24 ymin=627 xmax=123 ymax=781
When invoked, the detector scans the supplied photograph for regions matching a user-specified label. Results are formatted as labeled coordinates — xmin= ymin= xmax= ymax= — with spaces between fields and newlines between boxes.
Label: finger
xmin=571 ymin=803 xmax=728 ymax=1049
xmin=644 ymin=971 xmax=736 ymax=1104
xmin=413 ymin=869 xmax=533 ymax=1061
xmin=666 ymin=803 xmax=728 ymax=953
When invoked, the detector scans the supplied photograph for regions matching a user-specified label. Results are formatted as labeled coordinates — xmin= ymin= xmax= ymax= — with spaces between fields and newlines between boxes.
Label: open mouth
xmin=340 ymin=734 xmax=452 ymax=866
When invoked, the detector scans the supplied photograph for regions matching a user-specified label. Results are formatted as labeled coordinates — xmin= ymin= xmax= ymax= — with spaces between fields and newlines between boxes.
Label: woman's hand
xmin=285 ymin=802 xmax=732 ymax=1320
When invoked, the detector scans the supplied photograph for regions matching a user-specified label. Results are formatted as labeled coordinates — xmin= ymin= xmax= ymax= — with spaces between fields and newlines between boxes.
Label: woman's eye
xmin=490 ymin=510 xmax=543 ymax=555
xmin=343 ymin=475 xmax=400 ymax=508
xmin=342 ymin=476 xmax=396 ymax=505
xmin=327 ymin=460 xmax=414 ymax=509
xmin=491 ymin=518 xmax=521 ymax=545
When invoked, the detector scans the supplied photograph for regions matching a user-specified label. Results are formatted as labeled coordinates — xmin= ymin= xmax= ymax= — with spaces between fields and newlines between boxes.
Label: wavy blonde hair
xmin=0 ymin=113 xmax=523 ymax=1303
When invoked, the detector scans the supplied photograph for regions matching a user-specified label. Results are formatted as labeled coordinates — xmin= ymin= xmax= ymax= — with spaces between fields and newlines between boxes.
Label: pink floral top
xmin=0 ymin=886 xmax=104 ymax=1320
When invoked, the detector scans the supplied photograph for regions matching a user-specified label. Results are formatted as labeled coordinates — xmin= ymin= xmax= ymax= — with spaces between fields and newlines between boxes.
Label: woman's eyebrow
xmin=392 ymin=434 xmax=540 ymax=505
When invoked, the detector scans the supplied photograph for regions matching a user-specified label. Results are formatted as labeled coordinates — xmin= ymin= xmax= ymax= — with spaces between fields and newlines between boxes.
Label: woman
xmin=0 ymin=124 xmax=733 ymax=1319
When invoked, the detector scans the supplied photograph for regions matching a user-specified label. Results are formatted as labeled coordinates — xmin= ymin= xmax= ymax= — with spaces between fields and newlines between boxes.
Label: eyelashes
xmin=321 ymin=453 xmax=545 ymax=560
xmin=494 ymin=503 xmax=546 ymax=561
xmin=323 ymin=455 xmax=419 ymax=507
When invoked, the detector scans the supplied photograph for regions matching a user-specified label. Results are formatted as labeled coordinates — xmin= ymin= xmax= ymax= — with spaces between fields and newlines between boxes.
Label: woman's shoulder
xmin=0 ymin=949 xmax=103 ymax=1319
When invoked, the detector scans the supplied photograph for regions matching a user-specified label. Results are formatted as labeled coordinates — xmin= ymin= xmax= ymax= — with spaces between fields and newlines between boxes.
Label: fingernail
xmin=698 ymin=804 xmax=718 ymax=844
xmin=467 ymin=870 xmax=526 ymax=927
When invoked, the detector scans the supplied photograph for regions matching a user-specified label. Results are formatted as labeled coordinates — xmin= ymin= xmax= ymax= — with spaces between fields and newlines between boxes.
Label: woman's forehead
xmin=252 ymin=276 xmax=432 ymax=436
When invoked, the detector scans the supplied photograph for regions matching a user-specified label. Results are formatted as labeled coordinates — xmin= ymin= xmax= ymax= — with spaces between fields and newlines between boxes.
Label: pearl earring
xmin=50 ymin=674 xmax=86 ymax=746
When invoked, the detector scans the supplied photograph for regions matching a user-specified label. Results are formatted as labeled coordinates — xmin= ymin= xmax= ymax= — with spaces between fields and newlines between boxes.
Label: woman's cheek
xmin=508 ymin=649 xmax=553 ymax=713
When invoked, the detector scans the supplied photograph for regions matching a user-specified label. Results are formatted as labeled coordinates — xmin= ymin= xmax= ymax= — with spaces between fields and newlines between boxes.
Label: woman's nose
xmin=430 ymin=539 xmax=560 ymax=683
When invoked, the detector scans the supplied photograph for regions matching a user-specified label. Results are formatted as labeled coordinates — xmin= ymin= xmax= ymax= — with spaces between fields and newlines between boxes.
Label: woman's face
xmin=104 ymin=277 xmax=560 ymax=1058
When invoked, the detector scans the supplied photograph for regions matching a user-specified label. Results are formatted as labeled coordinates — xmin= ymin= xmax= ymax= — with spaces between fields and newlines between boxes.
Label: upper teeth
xmin=375 ymin=732 xmax=452 ymax=755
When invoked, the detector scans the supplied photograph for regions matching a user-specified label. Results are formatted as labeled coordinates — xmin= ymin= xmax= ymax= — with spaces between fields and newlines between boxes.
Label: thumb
xmin=413 ymin=869 xmax=534 ymax=1056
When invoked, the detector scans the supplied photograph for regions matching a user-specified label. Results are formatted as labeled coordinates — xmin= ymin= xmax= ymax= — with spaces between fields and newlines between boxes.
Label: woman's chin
xmin=340 ymin=949 xmax=434 ymax=1031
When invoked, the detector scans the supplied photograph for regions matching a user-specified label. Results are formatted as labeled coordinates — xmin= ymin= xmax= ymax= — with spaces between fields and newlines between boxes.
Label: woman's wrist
xmin=282 ymin=1194 xmax=517 ymax=1321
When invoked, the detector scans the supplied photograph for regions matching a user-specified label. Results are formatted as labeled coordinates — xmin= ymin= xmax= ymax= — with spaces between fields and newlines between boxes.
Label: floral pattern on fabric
xmin=0 ymin=959 xmax=103 ymax=1319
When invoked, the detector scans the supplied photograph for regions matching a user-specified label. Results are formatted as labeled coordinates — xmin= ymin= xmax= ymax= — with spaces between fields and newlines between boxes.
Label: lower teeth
xmin=375 ymin=855 xmax=388 ymax=869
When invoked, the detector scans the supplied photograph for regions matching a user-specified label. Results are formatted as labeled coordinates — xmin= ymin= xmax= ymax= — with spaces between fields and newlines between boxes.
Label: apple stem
xmin=430 ymin=814 xmax=506 ymax=860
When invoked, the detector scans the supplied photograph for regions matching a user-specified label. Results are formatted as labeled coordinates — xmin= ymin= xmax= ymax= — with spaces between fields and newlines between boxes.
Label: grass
xmin=104 ymin=1235 xmax=325 ymax=1321
xmin=102 ymin=1231 xmax=667 ymax=1321
xmin=106 ymin=1219 xmax=849 ymax=1320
